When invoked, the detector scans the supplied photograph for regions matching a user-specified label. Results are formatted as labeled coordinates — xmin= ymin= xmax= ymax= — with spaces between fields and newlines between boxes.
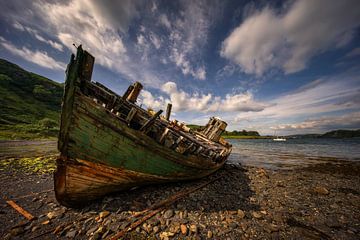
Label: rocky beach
xmin=0 ymin=140 xmax=359 ymax=239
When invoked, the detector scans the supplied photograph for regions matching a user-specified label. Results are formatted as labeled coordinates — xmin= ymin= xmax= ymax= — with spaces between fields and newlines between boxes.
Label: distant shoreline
xmin=222 ymin=135 xmax=271 ymax=139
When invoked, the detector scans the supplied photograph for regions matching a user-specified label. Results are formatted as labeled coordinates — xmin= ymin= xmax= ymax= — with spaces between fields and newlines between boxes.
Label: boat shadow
xmin=83 ymin=163 xmax=259 ymax=214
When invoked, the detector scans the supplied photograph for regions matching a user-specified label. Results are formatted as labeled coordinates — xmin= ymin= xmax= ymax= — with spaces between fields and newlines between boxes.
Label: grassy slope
xmin=0 ymin=59 xmax=63 ymax=139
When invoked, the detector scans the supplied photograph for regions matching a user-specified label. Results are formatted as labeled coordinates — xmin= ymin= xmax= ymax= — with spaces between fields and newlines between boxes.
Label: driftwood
xmin=109 ymin=208 xmax=165 ymax=240
xmin=6 ymin=200 xmax=35 ymax=221
xmin=109 ymin=176 xmax=222 ymax=240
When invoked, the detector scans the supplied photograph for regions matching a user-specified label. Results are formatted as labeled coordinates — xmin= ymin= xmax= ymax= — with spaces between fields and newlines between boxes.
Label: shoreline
xmin=1 ymin=147 xmax=359 ymax=239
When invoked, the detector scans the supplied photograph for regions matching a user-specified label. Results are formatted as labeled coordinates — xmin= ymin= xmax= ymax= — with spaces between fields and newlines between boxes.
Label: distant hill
xmin=287 ymin=134 xmax=322 ymax=139
xmin=0 ymin=59 xmax=63 ymax=139
xmin=223 ymin=130 xmax=260 ymax=137
xmin=320 ymin=129 xmax=360 ymax=138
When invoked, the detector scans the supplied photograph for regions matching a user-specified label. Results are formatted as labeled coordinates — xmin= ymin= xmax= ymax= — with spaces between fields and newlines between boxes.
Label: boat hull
xmin=55 ymin=46 xmax=230 ymax=206
xmin=54 ymin=156 xmax=218 ymax=206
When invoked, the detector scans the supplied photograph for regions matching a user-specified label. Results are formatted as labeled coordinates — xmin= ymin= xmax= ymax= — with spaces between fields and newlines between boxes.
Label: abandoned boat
xmin=55 ymin=45 xmax=232 ymax=206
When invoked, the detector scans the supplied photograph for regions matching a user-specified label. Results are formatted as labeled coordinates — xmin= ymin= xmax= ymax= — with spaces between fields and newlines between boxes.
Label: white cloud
xmin=170 ymin=48 xmax=206 ymax=80
xmin=10 ymin=0 xmax=163 ymax=87
xmin=12 ymin=22 xmax=63 ymax=51
xmin=164 ymin=0 xmax=223 ymax=80
xmin=140 ymin=81 xmax=268 ymax=113
xmin=229 ymin=72 xmax=360 ymax=134
xmin=149 ymin=33 xmax=161 ymax=49
xmin=159 ymin=14 xmax=171 ymax=29
xmin=140 ymin=90 xmax=167 ymax=109
xmin=221 ymin=0 xmax=360 ymax=75
xmin=272 ymin=112 xmax=360 ymax=131
xmin=0 ymin=37 xmax=66 ymax=70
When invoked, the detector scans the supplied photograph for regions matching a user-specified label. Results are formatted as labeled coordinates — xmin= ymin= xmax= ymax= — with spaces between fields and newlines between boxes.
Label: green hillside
xmin=320 ymin=129 xmax=360 ymax=138
xmin=0 ymin=59 xmax=63 ymax=139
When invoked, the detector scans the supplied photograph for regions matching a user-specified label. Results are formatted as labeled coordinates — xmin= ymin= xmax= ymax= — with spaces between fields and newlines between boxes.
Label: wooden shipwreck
xmin=55 ymin=46 xmax=232 ymax=206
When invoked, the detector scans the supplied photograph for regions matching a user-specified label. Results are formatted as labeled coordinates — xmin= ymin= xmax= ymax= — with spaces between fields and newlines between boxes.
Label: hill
xmin=320 ymin=129 xmax=360 ymax=138
xmin=0 ymin=59 xmax=63 ymax=139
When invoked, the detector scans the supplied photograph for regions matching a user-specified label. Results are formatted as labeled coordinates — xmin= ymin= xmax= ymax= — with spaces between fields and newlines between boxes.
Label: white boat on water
xmin=273 ymin=131 xmax=287 ymax=141
xmin=273 ymin=137 xmax=287 ymax=141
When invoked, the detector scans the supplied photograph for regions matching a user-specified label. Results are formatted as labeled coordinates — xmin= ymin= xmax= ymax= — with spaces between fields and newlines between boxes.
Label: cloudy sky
xmin=1 ymin=0 xmax=360 ymax=135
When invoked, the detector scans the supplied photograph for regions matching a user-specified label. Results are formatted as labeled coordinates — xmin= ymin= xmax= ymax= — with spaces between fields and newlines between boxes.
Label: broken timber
xmin=6 ymin=200 xmax=35 ymax=221
xmin=54 ymin=45 xmax=232 ymax=206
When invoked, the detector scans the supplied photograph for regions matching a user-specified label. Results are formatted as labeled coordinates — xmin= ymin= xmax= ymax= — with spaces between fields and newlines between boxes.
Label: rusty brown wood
xmin=140 ymin=109 xmax=163 ymax=133
xmin=6 ymin=200 xmax=35 ymax=221
xmin=109 ymin=207 xmax=164 ymax=240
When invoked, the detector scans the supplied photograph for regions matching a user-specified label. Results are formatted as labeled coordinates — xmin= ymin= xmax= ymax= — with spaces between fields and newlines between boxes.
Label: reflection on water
xmin=228 ymin=138 xmax=360 ymax=169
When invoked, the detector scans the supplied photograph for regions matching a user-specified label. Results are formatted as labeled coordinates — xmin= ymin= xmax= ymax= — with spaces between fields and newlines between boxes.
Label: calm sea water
xmin=228 ymin=138 xmax=360 ymax=169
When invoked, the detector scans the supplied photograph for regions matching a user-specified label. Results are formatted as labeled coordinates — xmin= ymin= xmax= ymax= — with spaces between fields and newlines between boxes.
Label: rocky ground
xmin=0 ymin=140 xmax=359 ymax=239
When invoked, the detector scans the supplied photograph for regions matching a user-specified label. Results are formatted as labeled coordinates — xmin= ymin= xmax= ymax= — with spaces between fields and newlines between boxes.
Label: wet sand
xmin=0 ymin=140 xmax=359 ymax=239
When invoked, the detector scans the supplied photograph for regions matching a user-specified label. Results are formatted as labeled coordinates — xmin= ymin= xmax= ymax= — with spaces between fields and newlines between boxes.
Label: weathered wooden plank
xmin=6 ymin=200 xmax=35 ymax=221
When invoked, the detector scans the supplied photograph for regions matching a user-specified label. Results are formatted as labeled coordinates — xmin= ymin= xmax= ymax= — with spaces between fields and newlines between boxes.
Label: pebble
xmin=153 ymin=226 xmax=160 ymax=234
xmin=99 ymin=211 xmax=110 ymax=219
xmin=237 ymin=209 xmax=245 ymax=219
xmin=190 ymin=224 xmax=198 ymax=233
xmin=163 ymin=209 xmax=174 ymax=219
xmin=252 ymin=212 xmax=262 ymax=219
xmin=314 ymin=186 xmax=329 ymax=195
xmin=159 ymin=231 xmax=175 ymax=240
xmin=41 ymin=220 xmax=50 ymax=225
xmin=31 ymin=226 xmax=39 ymax=232
xmin=180 ymin=224 xmax=187 ymax=235
xmin=10 ymin=227 xmax=24 ymax=236
xmin=207 ymin=230 xmax=213 ymax=238
xmin=47 ymin=210 xmax=63 ymax=219
xmin=65 ymin=229 xmax=77 ymax=238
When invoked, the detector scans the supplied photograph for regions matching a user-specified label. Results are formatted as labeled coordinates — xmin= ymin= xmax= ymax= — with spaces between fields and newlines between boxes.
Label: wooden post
xmin=127 ymin=82 xmax=143 ymax=103
xmin=126 ymin=108 xmax=137 ymax=124
xmin=165 ymin=103 xmax=172 ymax=121
xmin=140 ymin=110 xmax=163 ymax=133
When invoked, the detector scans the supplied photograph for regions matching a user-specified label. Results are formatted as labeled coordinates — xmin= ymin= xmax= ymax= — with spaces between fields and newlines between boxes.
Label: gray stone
xmin=65 ymin=230 xmax=77 ymax=238
xmin=163 ymin=209 xmax=174 ymax=219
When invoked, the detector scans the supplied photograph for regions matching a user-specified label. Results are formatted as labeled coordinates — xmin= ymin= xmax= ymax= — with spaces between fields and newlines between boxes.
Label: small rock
xmin=153 ymin=226 xmax=160 ymax=234
xmin=31 ymin=226 xmax=39 ymax=232
xmin=207 ymin=230 xmax=213 ymax=238
xmin=47 ymin=210 xmax=63 ymax=219
xmin=229 ymin=221 xmax=238 ymax=229
xmin=163 ymin=209 xmax=174 ymax=219
xmin=237 ymin=209 xmax=245 ymax=219
xmin=159 ymin=231 xmax=175 ymax=240
xmin=86 ymin=226 xmax=98 ymax=236
xmin=99 ymin=211 xmax=110 ymax=219
xmin=265 ymin=224 xmax=279 ymax=232
xmin=190 ymin=224 xmax=198 ymax=233
xmin=180 ymin=224 xmax=187 ymax=235
xmin=10 ymin=227 xmax=24 ymax=236
xmin=252 ymin=212 xmax=262 ymax=219
xmin=65 ymin=230 xmax=77 ymax=238
xmin=314 ymin=186 xmax=329 ymax=195
xmin=53 ymin=225 xmax=62 ymax=234
xmin=41 ymin=220 xmax=50 ymax=225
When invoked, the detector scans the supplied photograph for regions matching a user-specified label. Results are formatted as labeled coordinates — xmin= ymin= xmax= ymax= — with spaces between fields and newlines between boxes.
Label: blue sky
xmin=0 ymin=0 xmax=359 ymax=135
